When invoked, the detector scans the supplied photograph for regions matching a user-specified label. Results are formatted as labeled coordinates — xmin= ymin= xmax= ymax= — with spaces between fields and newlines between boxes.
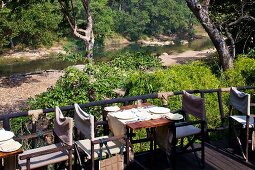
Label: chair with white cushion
xmin=19 ymin=107 xmax=73 ymax=170
xmin=229 ymin=87 xmax=254 ymax=162
xmin=170 ymin=91 xmax=206 ymax=169
xmin=74 ymin=103 xmax=123 ymax=170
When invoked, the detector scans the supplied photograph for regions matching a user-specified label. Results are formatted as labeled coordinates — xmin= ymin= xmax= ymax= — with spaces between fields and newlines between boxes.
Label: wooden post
xmin=217 ymin=90 xmax=225 ymax=127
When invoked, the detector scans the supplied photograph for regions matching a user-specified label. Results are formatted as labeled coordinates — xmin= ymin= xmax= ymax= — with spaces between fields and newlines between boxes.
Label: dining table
xmin=0 ymin=148 xmax=23 ymax=170
xmin=106 ymin=103 xmax=181 ymax=168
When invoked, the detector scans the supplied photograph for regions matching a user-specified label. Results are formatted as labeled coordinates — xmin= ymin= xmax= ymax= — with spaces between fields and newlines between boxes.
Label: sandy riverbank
xmin=159 ymin=48 xmax=215 ymax=66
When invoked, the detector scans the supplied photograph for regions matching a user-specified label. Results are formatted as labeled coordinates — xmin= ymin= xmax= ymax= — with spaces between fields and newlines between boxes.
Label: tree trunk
xmin=185 ymin=0 xmax=233 ymax=70
xmin=58 ymin=0 xmax=95 ymax=58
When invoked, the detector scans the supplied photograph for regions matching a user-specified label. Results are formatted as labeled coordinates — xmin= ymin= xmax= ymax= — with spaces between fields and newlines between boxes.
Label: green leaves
xmin=0 ymin=1 xmax=62 ymax=50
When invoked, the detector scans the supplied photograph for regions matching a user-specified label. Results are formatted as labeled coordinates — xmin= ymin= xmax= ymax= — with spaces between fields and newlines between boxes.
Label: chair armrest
xmin=174 ymin=120 xmax=204 ymax=128
xmin=91 ymin=136 xmax=125 ymax=145
xmin=19 ymin=145 xmax=72 ymax=160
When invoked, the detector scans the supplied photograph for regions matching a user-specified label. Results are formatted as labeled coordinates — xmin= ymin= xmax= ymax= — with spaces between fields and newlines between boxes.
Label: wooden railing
xmin=0 ymin=86 xmax=254 ymax=148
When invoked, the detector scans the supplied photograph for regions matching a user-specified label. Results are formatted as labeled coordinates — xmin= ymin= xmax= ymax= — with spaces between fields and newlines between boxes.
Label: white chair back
xmin=182 ymin=91 xmax=206 ymax=121
xmin=230 ymin=87 xmax=251 ymax=116
xmin=54 ymin=106 xmax=73 ymax=146
xmin=74 ymin=103 xmax=95 ymax=140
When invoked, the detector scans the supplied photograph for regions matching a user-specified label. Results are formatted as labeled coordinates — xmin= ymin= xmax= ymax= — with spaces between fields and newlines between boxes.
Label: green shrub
xmin=224 ymin=56 xmax=255 ymax=87
xmin=125 ymin=62 xmax=222 ymax=129
xmin=110 ymin=51 xmax=162 ymax=71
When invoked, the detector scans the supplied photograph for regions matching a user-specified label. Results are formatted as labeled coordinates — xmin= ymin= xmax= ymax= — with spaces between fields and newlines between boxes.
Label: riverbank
xmin=0 ymin=71 xmax=63 ymax=114
xmin=159 ymin=48 xmax=216 ymax=66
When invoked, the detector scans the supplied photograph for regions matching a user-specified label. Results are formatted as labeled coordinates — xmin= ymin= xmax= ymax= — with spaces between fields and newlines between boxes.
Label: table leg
xmin=126 ymin=128 xmax=130 ymax=165
xmin=0 ymin=158 xmax=3 ymax=170
xmin=4 ymin=155 xmax=17 ymax=170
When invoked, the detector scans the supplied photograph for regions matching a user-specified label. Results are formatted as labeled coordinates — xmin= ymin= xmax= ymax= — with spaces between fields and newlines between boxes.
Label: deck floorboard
xmin=126 ymin=142 xmax=255 ymax=170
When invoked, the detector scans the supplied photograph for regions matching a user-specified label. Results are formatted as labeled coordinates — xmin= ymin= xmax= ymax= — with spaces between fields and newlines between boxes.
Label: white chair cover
xmin=182 ymin=91 xmax=206 ymax=121
xmin=74 ymin=103 xmax=95 ymax=140
xmin=230 ymin=87 xmax=251 ymax=116
xmin=54 ymin=106 xmax=73 ymax=146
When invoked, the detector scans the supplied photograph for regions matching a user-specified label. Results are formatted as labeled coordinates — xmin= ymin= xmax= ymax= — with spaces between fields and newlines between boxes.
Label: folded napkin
xmin=0 ymin=139 xmax=22 ymax=152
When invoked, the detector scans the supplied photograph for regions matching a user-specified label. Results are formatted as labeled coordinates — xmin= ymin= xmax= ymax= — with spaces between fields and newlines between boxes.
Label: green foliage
xmin=0 ymin=1 xmax=62 ymax=49
xmin=58 ymin=39 xmax=86 ymax=63
xmin=0 ymin=7 xmax=12 ymax=49
xmin=210 ymin=0 xmax=255 ymax=54
xmin=126 ymin=62 xmax=220 ymax=96
xmin=28 ymin=67 xmax=90 ymax=109
xmin=224 ymin=56 xmax=255 ymax=87
xmin=248 ymin=48 xmax=255 ymax=58
xmin=28 ymin=52 xmax=161 ymax=110
xmin=113 ymin=0 xmax=195 ymax=40
xmin=91 ymin=0 xmax=115 ymax=41
xmin=110 ymin=51 xmax=162 ymax=71
xmin=125 ymin=62 xmax=222 ymax=128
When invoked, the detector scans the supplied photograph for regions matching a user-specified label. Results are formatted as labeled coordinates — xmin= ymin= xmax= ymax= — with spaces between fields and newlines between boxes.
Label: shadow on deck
xmin=125 ymin=142 xmax=255 ymax=170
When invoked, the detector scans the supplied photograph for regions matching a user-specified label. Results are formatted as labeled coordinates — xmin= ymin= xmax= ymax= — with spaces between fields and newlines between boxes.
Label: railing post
xmin=3 ymin=118 xmax=10 ymax=130
xmin=217 ymin=90 xmax=225 ymax=128
xmin=102 ymin=105 xmax=109 ymax=135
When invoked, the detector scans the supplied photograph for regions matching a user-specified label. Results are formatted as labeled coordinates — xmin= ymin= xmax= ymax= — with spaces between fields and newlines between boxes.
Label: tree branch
xmin=228 ymin=15 xmax=255 ymax=27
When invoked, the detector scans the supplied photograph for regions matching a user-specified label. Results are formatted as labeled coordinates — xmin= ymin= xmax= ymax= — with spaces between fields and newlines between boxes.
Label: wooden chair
xmin=229 ymin=87 xmax=254 ymax=162
xmin=18 ymin=107 xmax=73 ymax=170
xmin=73 ymin=103 xmax=124 ymax=170
xmin=170 ymin=91 xmax=206 ymax=169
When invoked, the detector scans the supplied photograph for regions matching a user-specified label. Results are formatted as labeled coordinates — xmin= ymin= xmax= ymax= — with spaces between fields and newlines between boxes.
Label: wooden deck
xmin=125 ymin=142 xmax=255 ymax=170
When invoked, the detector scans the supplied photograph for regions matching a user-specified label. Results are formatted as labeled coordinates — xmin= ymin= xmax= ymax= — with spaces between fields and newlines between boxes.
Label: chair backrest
xmin=54 ymin=106 xmax=73 ymax=146
xmin=182 ymin=91 xmax=206 ymax=121
xmin=230 ymin=87 xmax=251 ymax=116
xmin=74 ymin=103 xmax=95 ymax=140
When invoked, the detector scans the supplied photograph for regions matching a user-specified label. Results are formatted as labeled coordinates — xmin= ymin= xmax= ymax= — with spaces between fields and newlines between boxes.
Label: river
xmin=0 ymin=37 xmax=213 ymax=77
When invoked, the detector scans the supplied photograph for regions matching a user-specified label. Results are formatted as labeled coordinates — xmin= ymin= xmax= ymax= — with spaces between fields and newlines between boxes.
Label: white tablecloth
xmin=107 ymin=107 xmax=173 ymax=152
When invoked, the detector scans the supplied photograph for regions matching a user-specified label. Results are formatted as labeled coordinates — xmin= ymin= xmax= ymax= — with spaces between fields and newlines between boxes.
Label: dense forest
xmin=0 ymin=0 xmax=194 ymax=50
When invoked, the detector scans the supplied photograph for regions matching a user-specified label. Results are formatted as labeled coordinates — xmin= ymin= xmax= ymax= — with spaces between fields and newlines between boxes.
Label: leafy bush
xmin=28 ymin=52 xmax=161 ymax=109
xmin=224 ymin=56 xmax=255 ymax=87
xmin=2 ymin=2 xmax=62 ymax=48
xmin=125 ymin=62 xmax=222 ymax=128
xmin=110 ymin=51 xmax=162 ymax=71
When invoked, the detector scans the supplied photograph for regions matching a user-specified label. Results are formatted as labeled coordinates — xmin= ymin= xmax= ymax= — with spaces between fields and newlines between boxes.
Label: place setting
xmin=0 ymin=128 xmax=22 ymax=152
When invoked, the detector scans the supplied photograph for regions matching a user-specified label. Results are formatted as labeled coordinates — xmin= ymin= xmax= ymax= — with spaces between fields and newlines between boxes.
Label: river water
xmin=0 ymin=37 xmax=212 ymax=77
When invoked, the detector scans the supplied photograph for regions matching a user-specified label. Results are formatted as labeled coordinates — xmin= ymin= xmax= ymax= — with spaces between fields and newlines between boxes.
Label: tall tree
xmin=58 ymin=0 xmax=94 ymax=58
xmin=185 ymin=0 xmax=255 ymax=70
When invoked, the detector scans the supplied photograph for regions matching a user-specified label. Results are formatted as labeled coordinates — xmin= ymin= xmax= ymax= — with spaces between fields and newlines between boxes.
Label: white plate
xmin=166 ymin=114 xmax=183 ymax=120
xmin=114 ymin=111 xmax=136 ymax=120
xmin=0 ymin=139 xmax=22 ymax=152
xmin=0 ymin=129 xmax=14 ymax=142
xmin=104 ymin=106 xmax=120 ymax=112
xmin=149 ymin=107 xmax=170 ymax=114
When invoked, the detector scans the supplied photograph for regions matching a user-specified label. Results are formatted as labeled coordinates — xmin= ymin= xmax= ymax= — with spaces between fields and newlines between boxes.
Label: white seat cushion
xmin=75 ymin=136 xmax=123 ymax=159
xmin=19 ymin=143 xmax=70 ymax=170
xmin=176 ymin=125 xmax=201 ymax=139
xmin=230 ymin=115 xmax=254 ymax=128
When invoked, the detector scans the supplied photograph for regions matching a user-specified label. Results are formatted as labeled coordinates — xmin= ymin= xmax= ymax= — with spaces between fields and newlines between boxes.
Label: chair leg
xmin=245 ymin=119 xmax=249 ymax=162
xmin=228 ymin=117 xmax=232 ymax=147
xmin=201 ymin=133 xmax=205 ymax=168
xmin=68 ymin=149 xmax=72 ymax=170
xmin=233 ymin=127 xmax=247 ymax=160
xmin=189 ymin=138 xmax=199 ymax=165
xmin=171 ymin=128 xmax=176 ymax=170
